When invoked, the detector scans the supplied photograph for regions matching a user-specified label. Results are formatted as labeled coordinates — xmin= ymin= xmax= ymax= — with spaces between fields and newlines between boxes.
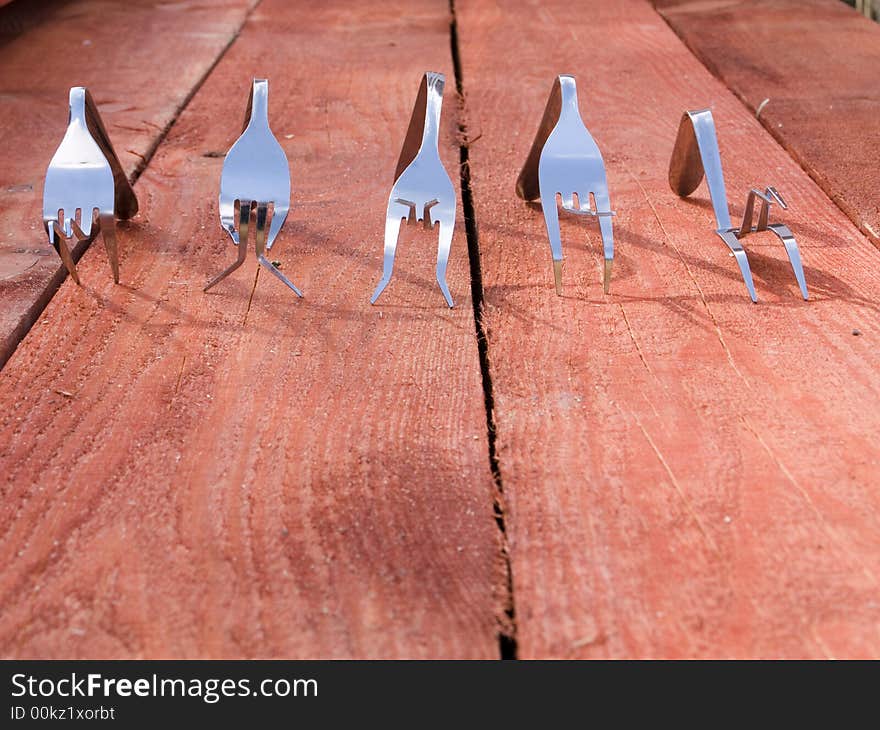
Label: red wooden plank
xmin=0 ymin=0 xmax=502 ymax=659
xmin=655 ymin=0 xmax=880 ymax=245
xmin=0 ymin=0 xmax=259 ymax=368
xmin=456 ymin=0 xmax=880 ymax=657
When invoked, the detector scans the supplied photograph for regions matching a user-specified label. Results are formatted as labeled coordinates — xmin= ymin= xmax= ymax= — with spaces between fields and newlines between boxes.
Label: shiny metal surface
xmin=669 ymin=109 xmax=808 ymax=302
xmin=205 ymin=78 xmax=302 ymax=296
xmin=42 ymin=86 xmax=138 ymax=284
xmin=371 ymin=72 xmax=456 ymax=307
xmin=516 ymin=75 xmax=615 ymax=295
xmin=669 ymin=109 xmax=731 ymax=230
xmin=739 ymin=186 xmax=783 ymax=236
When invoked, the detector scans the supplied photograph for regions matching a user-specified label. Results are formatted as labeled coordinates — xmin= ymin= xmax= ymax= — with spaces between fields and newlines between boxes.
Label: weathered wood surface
xmin=456 ymin=0 xmax=880 ymax=657
xmin=655 ymin=0 xmax=880 ymax=245
xmin=0 ymin=0 xmax=502 ymax=658
xmin=0 ymin=0 xmax=260 ymax=368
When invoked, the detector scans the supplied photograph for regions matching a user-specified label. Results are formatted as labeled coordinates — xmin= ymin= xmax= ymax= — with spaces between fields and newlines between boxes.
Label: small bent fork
xmin=669 ymin=109 xmax=808 ymax=301
xmin=371 ymin=72 xmax=457 ymax=307
xmin=517 ymin=75 xmax=615 ymax=295
xmin=42 ymin=87 xmax=137 ymax=284
xmin=205 ymin=78 xmax=302 ymax=296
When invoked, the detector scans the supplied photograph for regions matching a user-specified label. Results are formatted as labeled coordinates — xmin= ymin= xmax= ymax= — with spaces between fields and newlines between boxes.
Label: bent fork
xmin=42 ymin=87 xmax=138 ymax=284
xmin=205 ymin=78 xmax=302 ymax=296
xmin=517 ymin=75 xmax=615 ymax=295
xmin=371 ymin=72 xmax=456 ymax=308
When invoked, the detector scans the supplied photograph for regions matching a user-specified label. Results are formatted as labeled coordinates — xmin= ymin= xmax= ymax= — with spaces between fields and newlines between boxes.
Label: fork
xmin=516 ymin=75 xmax=615 ymax=295
xmin=370 ymin=72 xmax=456 ymax=307
xmin=669 ymin=109 xmax=808 ymax=301
xmin=204 ymin=78 xmax=302 ymax=296
xmin=42 ymin=87 xmax=138 ymax=284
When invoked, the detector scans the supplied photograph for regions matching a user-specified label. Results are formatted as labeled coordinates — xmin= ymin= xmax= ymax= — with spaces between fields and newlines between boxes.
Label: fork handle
xmin=242 ymin=79 xmax=271 ymax=134
xmin=516 ymin=76 xmax=571 ymax=201
xmin=71 ymin=87 xmax=139 ymax=220
xmin=393 ymin=72 xmax=446 ymax=181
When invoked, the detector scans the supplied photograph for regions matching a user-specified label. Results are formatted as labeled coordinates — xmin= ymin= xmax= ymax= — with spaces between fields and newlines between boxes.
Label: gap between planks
xmin=449 ymin=0 xmax=518 ymax=659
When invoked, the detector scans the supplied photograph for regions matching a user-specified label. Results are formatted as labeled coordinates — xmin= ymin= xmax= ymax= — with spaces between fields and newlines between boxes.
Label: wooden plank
xmin=654 ymin=0 xmax=880 ymax=245
xmin=0 ymin=0 xmax=260 ymax=368
xmin=455 ymin=0 xmax=880 ymax=657
xmin=0 ymin=0 xmax=502 ymax=658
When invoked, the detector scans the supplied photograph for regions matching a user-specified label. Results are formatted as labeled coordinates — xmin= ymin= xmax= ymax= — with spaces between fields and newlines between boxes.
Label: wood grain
xmin=455 ymin=0 xmax=880 ymax=657
xmin=0 ymin=0 xmax=502 ymax=658
xmin=0 ymin=0 xmax=259 ymax=368
xmin=655 ymin=0 xmax=880 ymax=245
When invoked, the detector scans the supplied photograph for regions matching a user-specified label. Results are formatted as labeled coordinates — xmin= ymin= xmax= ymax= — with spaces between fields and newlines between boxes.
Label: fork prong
xmin=239 ymin=201 xmax=251 ymax=249
xmin=733 ymin=248 xmax=757 ymax=303
xmin=257 ymin=255 xmax=303 ymax=297
xmin=424 ymin=200 xmax=439 ymax=231
xmin=783 ymin=239 xmax=809 ymax=301
xmin=220 ymin=198 xmax=238 ymax=244
xmin=540 ymin=193 xmax=564 ymax=295
xmin=435 ymin=216 xmax=454 ymax=308
xmin=264 ymin=202 xmax=287 ymax=251
xmin=767 ymin=186 xmax=787 ymax=209
xmin=254 ymin=202 xmax=303 ymax=296
xmin=70 ymin=218 xmax=87 ymax=241
xmin=205 ymin=202 xmax=250 ymax=292
xmin=204 ymin=237 xmax=247 ymax=292
xmin=253 ymin=202 xmax=269 ymax=259
xmin=591 ymin=190 xmax=614 ymax=294
xmin=79 ymin=206 xmax=95 ymax=239
xmin=370 ymin=204 xmax=405 ymax=305
xmin=50 ymin=219 xmax=81 ymax=286
xmin=98 ymin=213 xmax=120 ymax=284
xmin=769 ymin=223 xmax=809 ymax=300
xmin=719 ymin=230 xmax=758 ymax=302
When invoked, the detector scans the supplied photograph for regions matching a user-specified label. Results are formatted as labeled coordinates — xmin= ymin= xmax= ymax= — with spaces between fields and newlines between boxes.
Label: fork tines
xmin=204 ymin=78 xmax=302 ymax=297
xmin=371 ymin=71 xmax=457 ymax=307
xmin=516 ymin=74 xmax=615 ymax=296
xmin=42 ymin=87 xmax=138 ymax=285
xmin=668 ymin=109 xmax=809 ymax=302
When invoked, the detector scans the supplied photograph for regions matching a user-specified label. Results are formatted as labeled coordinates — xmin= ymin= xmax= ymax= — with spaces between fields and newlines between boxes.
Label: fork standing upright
xmin=371 ymin=72 xmax=457 ymax=308
xmin=205 ymin=78 xmax=303 ymax=296
xmin=668 ymin=109 xmax=808 ymax=302
xmin=517 ymin=75 xmax=615 ymax=296
xmin=42 ymin=87 xmax=138 ymax=285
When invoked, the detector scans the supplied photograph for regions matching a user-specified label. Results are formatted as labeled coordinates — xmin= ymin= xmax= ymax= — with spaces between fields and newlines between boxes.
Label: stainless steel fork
xmin=517 ymin=75 xmax=615 ymax=296
xmin=205 ymin=78 xmax=302 ymax=296
xmin=370 ymin=72 xmax=456 ymax=307
xmin=42 ymin=87 xmax=138 ymax=284
xmin=669 ymin=109 xmax=808 ymax=301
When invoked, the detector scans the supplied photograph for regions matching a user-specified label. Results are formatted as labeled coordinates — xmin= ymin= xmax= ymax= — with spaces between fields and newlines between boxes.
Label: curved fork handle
xmin=393 ymin=72 xmax=446 ymax=182
xmin=516 ymin=75 xmax=568 ymax=202
xmin=241 ymin=78 xmax=271 ymax=135
xmin=71 ymin=87 xmax=139 ymax=220
xmin=516 ymin=75 xmax=587 ymax=203
xmin=668 ymin=109 xmax=731 ymax=231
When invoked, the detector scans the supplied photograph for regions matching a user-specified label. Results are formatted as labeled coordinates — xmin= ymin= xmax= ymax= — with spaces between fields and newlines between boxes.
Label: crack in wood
xmin=450 ymin=0 xmax=518 ymax=660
